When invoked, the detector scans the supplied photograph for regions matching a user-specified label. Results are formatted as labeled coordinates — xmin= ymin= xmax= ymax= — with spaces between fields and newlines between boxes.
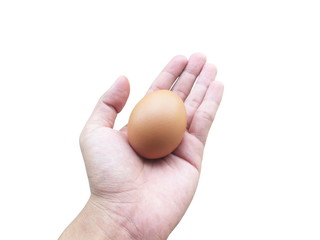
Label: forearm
xmin=58 ymin=196 xmax=135 ymax=240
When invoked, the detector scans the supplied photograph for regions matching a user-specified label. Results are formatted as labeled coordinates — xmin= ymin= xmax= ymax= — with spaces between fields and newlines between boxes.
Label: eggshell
xmin=128 ymin=90 xmax=187 ymax=159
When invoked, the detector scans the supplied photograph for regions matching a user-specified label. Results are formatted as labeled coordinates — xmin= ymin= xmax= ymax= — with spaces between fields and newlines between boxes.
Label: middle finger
xmin=171 ymin=53 xmax=207 ymax=101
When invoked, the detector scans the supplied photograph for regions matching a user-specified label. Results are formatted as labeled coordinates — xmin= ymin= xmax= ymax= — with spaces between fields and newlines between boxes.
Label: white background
xmin=1 ymin=0 xmax=319 ymax=239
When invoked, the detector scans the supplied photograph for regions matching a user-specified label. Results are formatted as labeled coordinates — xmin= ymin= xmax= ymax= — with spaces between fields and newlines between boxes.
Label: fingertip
xmin=118 ymin=75 xmax=128 ymax=81
xmin=189 ymin=52 xmax=207 ymax=61
xmin=207 ymin=63 xmax=218 ymax=76
xmin=212 ymin=80 xmax=224 ymax=88
xmin=115 ymin=75 xmax=130 ymax=88
xmin=167 ymin=55 xmax=188 ymax=72
xmin=200 ymin=63 xmax=218 ymax=80
xmin=113 ymin=74 xmax=130 ymax=92
xmin=162 ymin=54 xmax=188 ymax=75
xmin=173 ymin=54 xmax=188 ymax=64
xmin=186 ymin=52 xmax=207 ymax=72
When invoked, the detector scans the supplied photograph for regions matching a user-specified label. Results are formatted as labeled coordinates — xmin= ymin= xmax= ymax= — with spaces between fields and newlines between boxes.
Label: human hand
xmin=59 ymin=53 xmax=224 ymax=240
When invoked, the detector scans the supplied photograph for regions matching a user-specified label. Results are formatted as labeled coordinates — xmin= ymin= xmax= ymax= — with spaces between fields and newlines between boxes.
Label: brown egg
xmin=127 ymin=90 xmax=187 ymax=159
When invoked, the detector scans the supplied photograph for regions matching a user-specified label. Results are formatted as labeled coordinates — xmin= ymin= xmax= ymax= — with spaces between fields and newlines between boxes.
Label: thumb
xmin=86 ymin=76 xmax=130 ymax=129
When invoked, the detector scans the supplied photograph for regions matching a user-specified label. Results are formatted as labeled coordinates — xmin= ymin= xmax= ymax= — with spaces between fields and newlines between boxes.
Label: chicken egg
xmin=128 ymin=90 xmax=187 ymax=159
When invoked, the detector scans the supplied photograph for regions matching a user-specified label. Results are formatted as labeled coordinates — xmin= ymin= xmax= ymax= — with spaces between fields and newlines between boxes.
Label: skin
xmin=59 ymin=53 xmax=224 ymax=240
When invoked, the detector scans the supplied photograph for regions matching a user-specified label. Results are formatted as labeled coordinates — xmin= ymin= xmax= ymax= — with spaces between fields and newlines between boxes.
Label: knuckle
xmin=197 ymin=109 xmax=215 ymax=122
xmin=173 ymin=89 xmax=187 ymax=100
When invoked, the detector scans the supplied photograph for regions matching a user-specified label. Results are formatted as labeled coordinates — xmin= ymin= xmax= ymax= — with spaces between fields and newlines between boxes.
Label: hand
xmin=59 ymin=53 xmax=224 ymax=240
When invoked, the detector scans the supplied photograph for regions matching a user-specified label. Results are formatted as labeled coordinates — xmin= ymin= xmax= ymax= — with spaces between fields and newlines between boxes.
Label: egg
xmin=127 ymin=90 xmax=187 ymax=159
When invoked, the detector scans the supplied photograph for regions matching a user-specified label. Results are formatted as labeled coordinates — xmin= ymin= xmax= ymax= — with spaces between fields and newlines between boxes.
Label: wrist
xmin=59 ymin=195 xmax=140 ymax=240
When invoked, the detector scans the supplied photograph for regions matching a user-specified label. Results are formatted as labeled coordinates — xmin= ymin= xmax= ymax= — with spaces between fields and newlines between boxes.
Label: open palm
xmin=79 ymin=53 xmax=224 ymax=239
